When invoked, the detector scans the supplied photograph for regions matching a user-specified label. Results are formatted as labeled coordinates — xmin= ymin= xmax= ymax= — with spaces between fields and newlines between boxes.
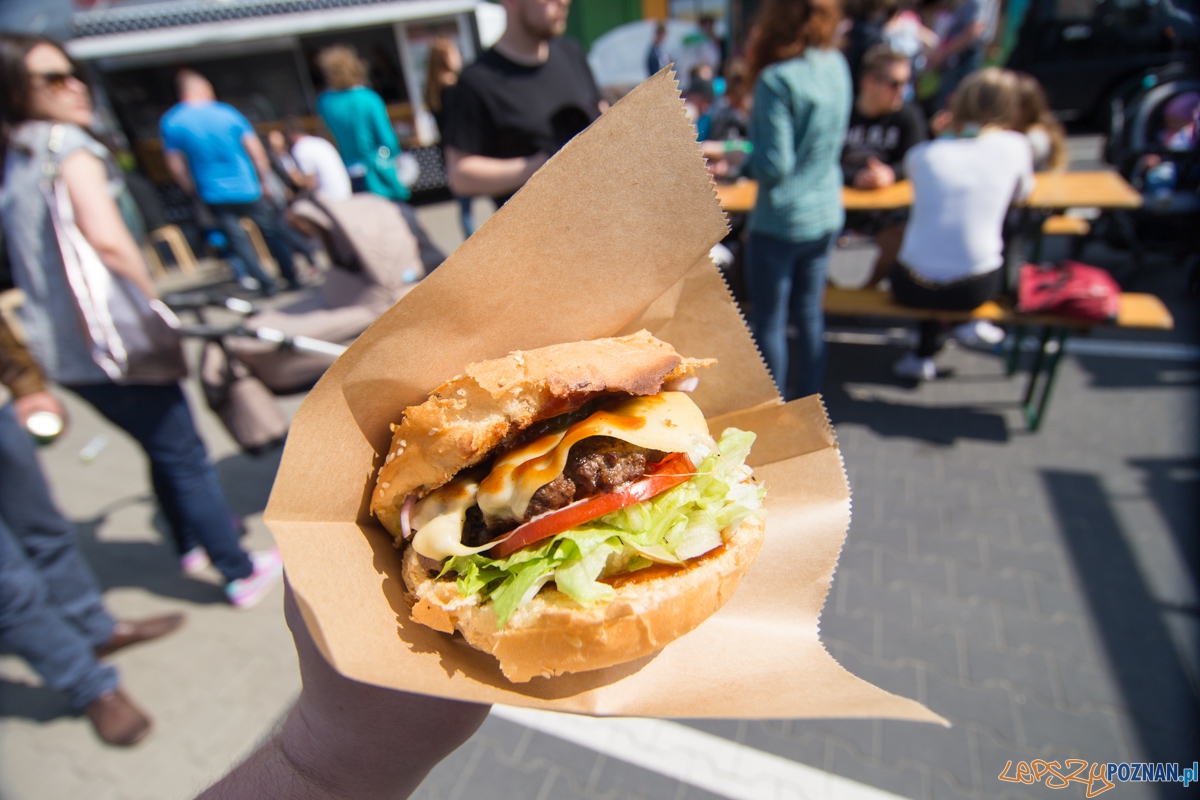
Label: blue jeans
xmin=935 ymin=47 xmax=984 ymax=111
xmin=68 ymin=384 xmax=253 ymax=582
xmin=208 ymin=197 xmax=299 ymax=289
xmin=457 ymin=195 xmax=475 ymax=239
xmin=0 ymin=403 xmax=117 ymax=709
xmin=745 ymin=231 xmax=834 ymax=400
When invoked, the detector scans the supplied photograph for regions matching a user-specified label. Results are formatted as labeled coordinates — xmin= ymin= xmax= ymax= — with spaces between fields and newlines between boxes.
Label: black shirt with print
xmin=443 ymin=37 xmax=601 ymax=203
xmin=841 ymin=102 xmax=928 ymax=185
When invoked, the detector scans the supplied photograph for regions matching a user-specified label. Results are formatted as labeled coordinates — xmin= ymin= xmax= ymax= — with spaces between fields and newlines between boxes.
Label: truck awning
xmin=67 ymin=0 xmax=478 ymax=61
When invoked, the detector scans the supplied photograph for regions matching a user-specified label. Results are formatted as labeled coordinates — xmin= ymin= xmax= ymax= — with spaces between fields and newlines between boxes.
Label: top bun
xmin=371 ymin=331 xmax=711 ymax=537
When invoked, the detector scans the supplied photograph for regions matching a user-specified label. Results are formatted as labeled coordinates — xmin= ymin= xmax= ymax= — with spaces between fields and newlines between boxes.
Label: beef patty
xmin=524 ymin=437 xmax=662 ymax=520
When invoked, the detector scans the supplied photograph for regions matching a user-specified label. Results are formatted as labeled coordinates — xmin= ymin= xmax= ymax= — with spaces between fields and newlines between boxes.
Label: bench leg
xmin=1022 ymin=327 xmax=1051 ymax=408
xmin=1006 ymin=324 xmax=1026 ymax=376
xmin=1030 ymin=225 xmax=1045 ymax=266
xmin=1022 ymin=327 xmax=1069 ymax=431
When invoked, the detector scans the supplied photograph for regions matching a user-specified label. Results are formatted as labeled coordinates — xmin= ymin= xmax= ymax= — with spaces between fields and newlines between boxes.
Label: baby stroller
xmin=170 ymin=192 xmax=439 ymax=452
xmin=1098 ymin=66 xmax=1200 ymax=282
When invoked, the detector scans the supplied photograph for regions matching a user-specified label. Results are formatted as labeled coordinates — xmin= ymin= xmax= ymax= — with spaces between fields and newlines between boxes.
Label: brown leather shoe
xmin=95 ymin=612 xmax=185 ymax=658
xmin=85 ymin=688 xmax=151 ymax=746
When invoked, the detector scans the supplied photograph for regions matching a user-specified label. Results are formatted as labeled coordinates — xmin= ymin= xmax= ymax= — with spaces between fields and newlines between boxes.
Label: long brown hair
xmin=423 ymin=37 xmax=460 ymax=114
xmin=1013 ymin=72 xmax=1067 ymax=170
xmin=747 ymin=0 xmax=843 ymax=83
xmin=0 ymin=33 xmax=89 ymax=181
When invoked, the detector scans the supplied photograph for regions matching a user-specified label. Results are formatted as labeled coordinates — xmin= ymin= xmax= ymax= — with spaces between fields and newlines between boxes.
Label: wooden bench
xmin=1041 ymin=215 xmax=1091 ymax=237
xmin=823 ymin=287 xmax=1175 ymax=430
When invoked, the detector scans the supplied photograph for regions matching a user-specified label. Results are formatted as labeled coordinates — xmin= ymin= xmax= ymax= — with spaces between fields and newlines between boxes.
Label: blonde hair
xmin=950 ymin=68 xmax=1021 ymax=130
xmin=424 ymin=37 xmax=459 ymax=114
xmin=317 ymin=45 xmax=367 ymax=91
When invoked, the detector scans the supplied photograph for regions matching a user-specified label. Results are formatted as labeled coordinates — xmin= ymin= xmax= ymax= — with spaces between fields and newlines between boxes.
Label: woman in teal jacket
xmin=743 ymin=0 xmax=850 ymax=400
xmin=316 ymin=45 xmax=410 ymax=202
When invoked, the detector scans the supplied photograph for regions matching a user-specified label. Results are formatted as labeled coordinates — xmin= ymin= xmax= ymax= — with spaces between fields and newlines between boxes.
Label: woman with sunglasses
xmin=0 ymin=34 xmax=282 ymax=608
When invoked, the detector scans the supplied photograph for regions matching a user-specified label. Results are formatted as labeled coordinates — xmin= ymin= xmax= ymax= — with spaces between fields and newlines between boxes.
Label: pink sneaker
xmin=224 ymin=548 xmax=283 ymax=609
xmin=180 ymin=547 xmax=210 ymax=576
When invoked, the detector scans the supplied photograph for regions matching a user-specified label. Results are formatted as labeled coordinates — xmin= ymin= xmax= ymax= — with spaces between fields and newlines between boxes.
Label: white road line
xmin=492 ymin=706 xmax=910 ymax=800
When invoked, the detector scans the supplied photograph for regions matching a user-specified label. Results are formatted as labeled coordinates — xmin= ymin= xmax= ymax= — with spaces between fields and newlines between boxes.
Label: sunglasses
xmin=32 ymin=70 xmax=79 ymax=90
xmin=873 ymin=76 xmax=909 ymax=90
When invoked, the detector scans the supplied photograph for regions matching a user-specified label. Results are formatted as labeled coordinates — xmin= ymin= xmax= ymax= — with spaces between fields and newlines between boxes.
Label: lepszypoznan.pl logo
xmin=998 ymin=759 xmax=1198 ymax=797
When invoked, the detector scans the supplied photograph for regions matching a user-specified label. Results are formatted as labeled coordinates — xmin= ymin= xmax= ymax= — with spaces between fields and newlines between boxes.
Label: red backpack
xmin=1017 ymin=261 xmax=1121 ymax=322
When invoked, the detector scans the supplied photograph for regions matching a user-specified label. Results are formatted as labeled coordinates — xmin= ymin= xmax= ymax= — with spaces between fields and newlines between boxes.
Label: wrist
xmin=273 ymin=695 xmax=411 ymax=800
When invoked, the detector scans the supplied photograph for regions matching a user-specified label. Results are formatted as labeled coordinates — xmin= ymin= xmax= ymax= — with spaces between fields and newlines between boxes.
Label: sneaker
xmin=954 ymin=320 xmax=1006 ymax=348
xmin=180 ymin=547 xmax=210 ymax=575
xmin=893 ymin=352 xmax=937 ymax=381
xmin=225 ymin=548 xmax=283 ymax=610
xmin=237 ymin=276 xmax=261 ymax=292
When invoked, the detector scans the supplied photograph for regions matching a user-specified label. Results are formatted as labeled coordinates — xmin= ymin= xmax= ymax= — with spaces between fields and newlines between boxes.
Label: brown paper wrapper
xmin=264 ymin=71 xmax=945 ymax=723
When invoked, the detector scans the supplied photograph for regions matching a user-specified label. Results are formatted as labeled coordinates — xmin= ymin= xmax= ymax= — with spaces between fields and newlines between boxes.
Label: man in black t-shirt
xmin=443 ymin=0 xmax=602 ymax=205
xmin=841 ymin=45 xmax=928 ymax=287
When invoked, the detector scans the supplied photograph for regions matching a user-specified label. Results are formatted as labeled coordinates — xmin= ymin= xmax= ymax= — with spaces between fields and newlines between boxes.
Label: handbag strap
xmin=39 ymin=127 xmax=128 ymax=380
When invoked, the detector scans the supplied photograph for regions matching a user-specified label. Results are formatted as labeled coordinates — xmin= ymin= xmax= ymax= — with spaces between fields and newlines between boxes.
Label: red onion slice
xmin=399 ymin=494 xmax=415 ymax=539
xmin=663 ymin=375 xmax=700 ymax=392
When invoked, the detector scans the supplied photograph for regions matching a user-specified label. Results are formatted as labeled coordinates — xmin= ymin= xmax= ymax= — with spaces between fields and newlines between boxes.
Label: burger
xmin=371 ymin=331 xmax=766 ymax=682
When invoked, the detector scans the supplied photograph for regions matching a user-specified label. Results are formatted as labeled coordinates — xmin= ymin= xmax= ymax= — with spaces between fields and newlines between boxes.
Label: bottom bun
xmin=400 ymin=512 xmax=766 ymax=682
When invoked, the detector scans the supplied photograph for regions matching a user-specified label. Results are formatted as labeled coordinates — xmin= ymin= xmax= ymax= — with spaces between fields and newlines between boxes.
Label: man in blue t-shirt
xmin=161 ymin=71 xmax=299 ymax=294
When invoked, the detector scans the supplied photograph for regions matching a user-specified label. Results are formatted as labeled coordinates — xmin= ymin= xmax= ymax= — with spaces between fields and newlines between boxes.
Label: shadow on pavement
xmin=1071 ymin=355 xmax=1200 ymax=391
xmin=215 ymin=442 xmax=285 ymax=518
xmin=72 ymin=500 xmax=227 ymax=605
xmin=1041 ymin=469 xmax=1200 ymax=791
xmin=1128 ymin=457 xmax=1200 ymax=579
xmin=823 ymin=341 xmax=1010 ymax=445
xmin=0 ymin=680 xmax=74 ymax=723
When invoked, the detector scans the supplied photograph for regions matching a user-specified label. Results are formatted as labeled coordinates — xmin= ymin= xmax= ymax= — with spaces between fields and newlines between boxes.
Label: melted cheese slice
xmin=477 ymin=392 xmax=714 ymax=523
xmin=410 ymin=478 xmax=499 ymax=561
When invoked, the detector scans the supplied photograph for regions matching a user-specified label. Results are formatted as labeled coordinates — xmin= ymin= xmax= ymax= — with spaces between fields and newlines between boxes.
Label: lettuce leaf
xmin=442 ymin=428 xmax=765 ymax=626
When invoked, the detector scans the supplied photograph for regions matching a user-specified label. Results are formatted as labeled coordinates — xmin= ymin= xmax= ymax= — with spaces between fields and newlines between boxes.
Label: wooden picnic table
xmin=822 ymin=286 xmax=1173 ymax=430
xmin=714 ymin=171 xmax=1143 ymax=214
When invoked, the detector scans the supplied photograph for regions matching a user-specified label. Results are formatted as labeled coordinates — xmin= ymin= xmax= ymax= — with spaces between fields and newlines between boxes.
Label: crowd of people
xmin=0 ymin=0 xmax=602 ymax=756
xmin=689 ymin=0 xmax=1069 ymax=396
xmin=0 ymin=0 xmax=1184 ymax=792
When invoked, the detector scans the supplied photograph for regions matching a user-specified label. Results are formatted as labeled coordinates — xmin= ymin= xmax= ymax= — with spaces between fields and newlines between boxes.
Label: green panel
xmin=565 ymin=0 xmax=643 ymax=50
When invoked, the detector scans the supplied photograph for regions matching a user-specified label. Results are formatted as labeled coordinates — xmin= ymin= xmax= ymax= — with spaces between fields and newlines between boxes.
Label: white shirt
xmin=290 ymin=135 xmax=352 ymax=201
xmin=898 ymin=130 xmax=1034 ymax=283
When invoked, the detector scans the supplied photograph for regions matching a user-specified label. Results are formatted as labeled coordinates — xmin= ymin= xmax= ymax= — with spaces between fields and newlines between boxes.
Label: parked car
xmin=1006 ymin=0 xmax=1197 ymax=127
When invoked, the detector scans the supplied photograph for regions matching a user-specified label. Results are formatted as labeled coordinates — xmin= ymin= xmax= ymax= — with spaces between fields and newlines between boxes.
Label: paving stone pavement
xmin=2 ymin=197 xmax=1197 ymax=800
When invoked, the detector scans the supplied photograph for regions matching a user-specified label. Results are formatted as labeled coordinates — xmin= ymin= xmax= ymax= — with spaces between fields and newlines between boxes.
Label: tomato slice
xmin=488 ymin=452 xmax=695 ymax=559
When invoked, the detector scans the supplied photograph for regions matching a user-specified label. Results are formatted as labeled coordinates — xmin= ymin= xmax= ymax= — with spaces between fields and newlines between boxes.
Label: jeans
xmin=68 ymin=383 xmax=252 ymax=582
xmin=745 ymin=231 xmax=835 ymax=400
xmin=0 ymin=403 xmax=117 ymax=709
xmin=208 ymin=197 xmax=299 ymax=289
xmin=935 ymin=47 xmax=984 ymax=111
xmin=457 ymin=195 xmax=475 ymax=239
